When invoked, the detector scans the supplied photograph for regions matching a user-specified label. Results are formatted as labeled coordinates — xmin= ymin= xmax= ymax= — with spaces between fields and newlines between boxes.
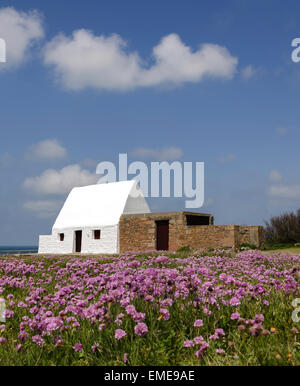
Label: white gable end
xmin=38 ymin=180 xmax=150 ymax=254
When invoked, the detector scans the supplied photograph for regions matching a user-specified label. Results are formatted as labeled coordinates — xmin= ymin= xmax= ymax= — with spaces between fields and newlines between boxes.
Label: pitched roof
xmin=52 ymin=180 xmax=150 ymax=230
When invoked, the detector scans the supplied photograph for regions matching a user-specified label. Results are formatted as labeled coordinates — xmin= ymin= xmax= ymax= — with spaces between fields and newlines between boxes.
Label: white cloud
xmin=23 ymin=164 xmax=98 ymax=195
xmin=276 ymin=127 xmax=287 ymax=136
xmin=0 ymin=153 xmax=13 ymax=168
xmin=268 ymin=184 xmax=300 ymax=200
xmin=203 ymin=198 xmax=214 ymax=207
xmin=43 ymin=30 xmax=238 ymax=91
xmin=130 ymin=147 xmax=183 ymax=161
xmin=27 ymin=139 xmax=67 ymax=160
xmin=241 ymin=65 xmax=256 ymax=80
xmin=23 ymin=199 xmax=63 ymax=218
xmin=0 ymin=7 xmax=44 ymax=69
xmin=268 ymin=170 xmax=282 ymax=183
xmin=217 ymin=153 xmax=236 ymax=163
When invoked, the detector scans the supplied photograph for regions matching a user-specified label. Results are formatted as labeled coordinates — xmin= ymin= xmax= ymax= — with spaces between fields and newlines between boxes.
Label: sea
xmin=0 ymin=246 xmax=38 ymax=255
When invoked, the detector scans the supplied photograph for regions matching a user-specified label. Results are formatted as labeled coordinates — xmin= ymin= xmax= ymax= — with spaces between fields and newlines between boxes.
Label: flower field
xmin=0 ymin=249 xmax=299 ymax=366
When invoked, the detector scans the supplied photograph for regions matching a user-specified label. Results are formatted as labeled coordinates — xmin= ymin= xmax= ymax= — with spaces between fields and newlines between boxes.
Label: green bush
xmin=240 ymin=243 xmax=258 ymax=250
xmin=176 ymin=246 xmax=192 ymax=253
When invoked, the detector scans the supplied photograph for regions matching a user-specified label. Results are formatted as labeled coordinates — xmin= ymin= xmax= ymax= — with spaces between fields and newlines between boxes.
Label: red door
xmin=75 ymin=230 xmax=82 ymax=252
xmin=156 ymin=220 xmax=169 ymax=251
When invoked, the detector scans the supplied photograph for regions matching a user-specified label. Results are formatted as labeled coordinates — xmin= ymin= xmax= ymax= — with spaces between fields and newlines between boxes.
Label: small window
xmin=59 ymin=233 xmax=64 ymax=241
xmin=186 ymin=215 xmax=210 ymax=226
xmin=94 ymin=230 xmax=101 ymax=240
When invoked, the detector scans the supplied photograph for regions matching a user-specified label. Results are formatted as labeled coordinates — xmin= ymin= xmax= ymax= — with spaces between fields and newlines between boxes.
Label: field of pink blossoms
xmin=0 ymin=249 xmax=299 ymax=366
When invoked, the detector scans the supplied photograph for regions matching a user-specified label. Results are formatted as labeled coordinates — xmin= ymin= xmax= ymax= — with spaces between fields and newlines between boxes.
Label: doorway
xmin=75 ymin=230 xmax=82 ymax=252
xmin=156 ymin=220 xmax=169 ymax=251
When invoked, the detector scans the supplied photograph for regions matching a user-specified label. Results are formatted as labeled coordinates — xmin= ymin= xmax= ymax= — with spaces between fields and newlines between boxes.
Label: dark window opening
xmin=186 ymin=215 xmax=210 ymax=226
xmin=59 ymin=233 xmax=64 ymax=241
xmin=94 ymin=230 xmax=101 ymax=240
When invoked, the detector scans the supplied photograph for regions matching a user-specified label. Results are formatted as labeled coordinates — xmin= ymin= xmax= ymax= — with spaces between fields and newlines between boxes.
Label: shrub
xmin=264 ymin=209 xmax=300 ymax=245
xmin=240 ymin=243 xmax=258 ymax=250
xmin=176 ymin=246 xmax=192 ymax=253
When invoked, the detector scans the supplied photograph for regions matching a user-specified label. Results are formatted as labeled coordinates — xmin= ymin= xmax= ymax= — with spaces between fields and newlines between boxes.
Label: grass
xmin=262 ymin=247 xmax=300 ymax=255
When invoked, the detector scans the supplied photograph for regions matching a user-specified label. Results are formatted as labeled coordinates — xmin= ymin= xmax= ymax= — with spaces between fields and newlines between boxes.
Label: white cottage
xmin=38 ymin=180 xmax=150 ymax=254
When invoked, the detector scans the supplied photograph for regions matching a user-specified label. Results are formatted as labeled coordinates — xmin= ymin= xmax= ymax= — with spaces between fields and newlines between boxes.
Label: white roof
xmin=52 ymin=180 xmax=150 ymax=230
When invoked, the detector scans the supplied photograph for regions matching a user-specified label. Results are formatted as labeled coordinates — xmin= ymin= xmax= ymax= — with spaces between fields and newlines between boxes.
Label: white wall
xmin=38 ymin=225 xmax=119 ymax=254
xmin=81 ymin=225 xmax=118 ymax=254
xmin=38 ymin=230 xmax=74 ymax=254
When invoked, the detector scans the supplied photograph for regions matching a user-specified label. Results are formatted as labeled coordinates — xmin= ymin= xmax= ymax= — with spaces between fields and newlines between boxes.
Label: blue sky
xmin=0 ymin=0 xmax=300 ymax=245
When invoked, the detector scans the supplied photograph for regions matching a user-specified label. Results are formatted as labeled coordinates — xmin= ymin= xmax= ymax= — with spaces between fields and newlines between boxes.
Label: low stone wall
xmin=119 ymin=212 xmax=264 ymax=253
xmin=237 ymin=226 xmax=264 ymax=249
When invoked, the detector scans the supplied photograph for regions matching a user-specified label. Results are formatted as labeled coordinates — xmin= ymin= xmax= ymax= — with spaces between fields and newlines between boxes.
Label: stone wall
xmin=237 ymin=226 xmax=264 ymax=249
xmin=119 ymin=211 xmax=264 ymax=253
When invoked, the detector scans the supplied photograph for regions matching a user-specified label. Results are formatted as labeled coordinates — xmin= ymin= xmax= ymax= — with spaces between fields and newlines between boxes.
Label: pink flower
xmin=194 ymin=319 xmax=203 ymax=327
xmin=0 ymin=337 xmax=7 ymax=344
xmin=115 ymin=329 xmax=127 ymax=340
xmin=194 ymin=336 xmax=204 ymax=345
xmin=123 ymin=353 xmax=128 ymax=363
xmin=254 ymin=314 xmax=264 ymax=323
xmin=134 ymin=323 xmax=148 ymax=337
xmin=200 ymin=342 xmax=210 ymax=351
xmin=215 ymin=328 xmax=225 ymax=337
xmin=230 ymin=312 xmax=240 ymax=320
xmin=183 ymin=340 xmax=194 ymax=347
xmin=125 ymin=305 xmax=136 ymax=316
xmin=3 ymin=309 xmax=14 ymax=319
xmin=159 ymin=308 xmax=170 ymax=321
xmin=18 ymin=331 xmax=29 ymax=342
xmin=32 ymin=335 xmax=45 ymax=347
xmin=229 ymin=297 xmax=241 ymax=306
xmin=155 ymin=256 xmax=169 ymax=264
xmin=73 ymin=343 xmax=83 ymax=352
xmin=91 ymin=343 xmax=100 ymax=352
xmin=216 ymin=349 xmax=225 ymax=355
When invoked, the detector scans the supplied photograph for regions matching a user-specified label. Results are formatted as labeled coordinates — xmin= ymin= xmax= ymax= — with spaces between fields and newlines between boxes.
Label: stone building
xmin=119 ymin=211 xmax=264 ymax=252
xmin=38 ymin=180 xmax=264 ymax=254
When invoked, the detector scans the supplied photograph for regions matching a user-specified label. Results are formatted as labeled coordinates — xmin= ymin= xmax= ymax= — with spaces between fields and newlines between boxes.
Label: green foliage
xmin=176 ymin=246 xmax=192 ymax=253
xmin=264 ymin=243 xmax=295 ymax=251
xmin=240 ymin=243 xmax=259 ymax=250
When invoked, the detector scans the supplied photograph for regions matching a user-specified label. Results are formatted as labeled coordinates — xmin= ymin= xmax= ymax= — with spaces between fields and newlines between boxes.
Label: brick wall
xmin=119 ymin=212 xmax=264 ymax=253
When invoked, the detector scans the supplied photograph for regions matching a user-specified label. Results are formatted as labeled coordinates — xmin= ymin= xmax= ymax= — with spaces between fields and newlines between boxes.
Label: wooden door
xmin=75 ymin=230 xmax=82 ymax=252
xmin=156 ymin=220 xmax=169 ymax=251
